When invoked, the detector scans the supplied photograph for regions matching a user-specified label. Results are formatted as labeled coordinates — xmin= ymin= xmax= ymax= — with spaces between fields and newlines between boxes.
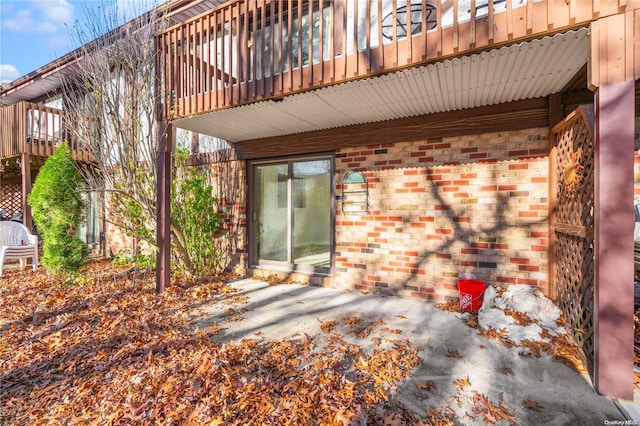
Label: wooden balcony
xmin=0 ymin=102 xmax=93 ymax=162
xmin=159 ymin=0 xmax=629 ymax=120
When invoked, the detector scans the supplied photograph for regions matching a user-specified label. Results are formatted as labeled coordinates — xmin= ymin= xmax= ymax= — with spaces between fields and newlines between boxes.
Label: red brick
xmin=491 ymin=243 xmax=509 ymax=249
xmin=435 ymin=229 xmax=452 ymax=235
xmin=509 ymin=163 xmax=529 ymax=170
xmin=510 ymin=257 xmax=530 ymax=264
xmin=470 ymin=152 xmax=488 ymax=159
xmin=461 ymin=248 xmax=479 ymax=254
xmin=519 ymin=265 xmax=540 ymax=272
xmin=530 ymin=231 xmax=548 ymax=238
xmin=418 ymin=157 xmax=435 ymax=163
xmin=471 ymin=242 xmax=489 ymax=248
xmin=519 ymin=211 xmax=538 ymax=217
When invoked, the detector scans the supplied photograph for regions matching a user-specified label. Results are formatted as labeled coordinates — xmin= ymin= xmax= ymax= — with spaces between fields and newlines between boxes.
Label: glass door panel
xmin=252 ymin=156 xmax=332 ymax=273
xmin=255 ymin=163 xmax=289 ymax=262
xmin=292 ymin=160 xmax=331 ymax=269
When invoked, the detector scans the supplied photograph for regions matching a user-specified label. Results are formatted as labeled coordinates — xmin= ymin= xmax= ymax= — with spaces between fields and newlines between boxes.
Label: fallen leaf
xmin=498 ymin=367 xmax=515 ymax=376
xmin=446 ymin=349 xmax=462 ymax=359
xmin=523 ymin=399 xmax=544 ymax=411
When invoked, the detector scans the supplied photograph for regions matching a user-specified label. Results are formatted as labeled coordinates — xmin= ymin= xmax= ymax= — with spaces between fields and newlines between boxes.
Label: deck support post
xmin=21 ymin=153 xmax=32 ymax=231
xmin=593 ymin=80 xmax=635 ymax=400
xmin=156 ymin=123 xmax=173 ymax=294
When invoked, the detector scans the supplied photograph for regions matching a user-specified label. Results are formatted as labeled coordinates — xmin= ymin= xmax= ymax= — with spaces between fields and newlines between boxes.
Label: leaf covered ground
xmin=0 ymin=260 xmax=437 ymax=425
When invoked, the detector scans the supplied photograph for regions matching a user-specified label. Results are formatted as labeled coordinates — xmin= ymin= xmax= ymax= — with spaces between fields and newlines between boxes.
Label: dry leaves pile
xmin=0 ymin=260 xmax=423 ymax=425
xmin=436 ymin=297 xmax=587 ymax=374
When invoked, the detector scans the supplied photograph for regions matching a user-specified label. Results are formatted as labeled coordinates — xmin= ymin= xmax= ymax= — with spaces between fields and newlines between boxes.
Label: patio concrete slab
xmin=197 ymin=278 xmax=636 ymax=424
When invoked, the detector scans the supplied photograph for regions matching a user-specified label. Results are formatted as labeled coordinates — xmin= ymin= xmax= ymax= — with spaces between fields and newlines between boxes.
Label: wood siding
xmin=160 ymin=0 xmax=631 ymax=120
xmin=589 ymin=8 xmax=640 ymax=88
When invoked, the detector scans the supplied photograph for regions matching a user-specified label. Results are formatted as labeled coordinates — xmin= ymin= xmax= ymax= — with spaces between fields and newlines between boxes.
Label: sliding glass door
xmin=252 ymin=156 xmax=332 ymax=274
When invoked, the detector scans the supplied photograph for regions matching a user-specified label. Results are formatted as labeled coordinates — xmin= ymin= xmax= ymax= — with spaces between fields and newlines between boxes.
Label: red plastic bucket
xmin=458 ymin=279 xmax=486 ymax=312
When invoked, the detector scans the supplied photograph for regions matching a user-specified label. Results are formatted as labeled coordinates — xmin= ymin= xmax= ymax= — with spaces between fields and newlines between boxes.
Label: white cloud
xmin=0 ymin=64 xmax=20 ymax=84
xmin=1 ymin=0 xmax=74 ymax=34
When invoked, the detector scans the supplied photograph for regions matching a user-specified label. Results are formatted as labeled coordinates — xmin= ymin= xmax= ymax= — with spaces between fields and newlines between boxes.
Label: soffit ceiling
xmin=174 ymin=27 xmax=589 ymax=142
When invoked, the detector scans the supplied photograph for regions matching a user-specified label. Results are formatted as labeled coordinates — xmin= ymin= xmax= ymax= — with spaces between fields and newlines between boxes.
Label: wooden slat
xmin=295 ymin=0 xmax=302 ymax=88
xmin=278 ymin=0 xmax=284 ymax=94
xmin=376 ymin=0 xmax=384 ymax=70
xmin=453 ymin=0 xmax=459 ymax=53
xmin=318 ymin=0 xmax=324 ymax=84
xmin=287 ymin=0 xmax=293 ymax=90
xmin=488 ymin=0 xmax=495 ymax=43
xmin=205 ymin=14 xmax=211 ymax=111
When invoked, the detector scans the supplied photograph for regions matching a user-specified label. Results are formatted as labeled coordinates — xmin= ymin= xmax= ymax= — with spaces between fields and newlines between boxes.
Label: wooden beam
xmin=156 ymin=123 xmax=174 ymax=294
xmin=593 ymin=80 xmax=635 ymax=400
xmin=21 ymin=153 xmax=32 ymax=231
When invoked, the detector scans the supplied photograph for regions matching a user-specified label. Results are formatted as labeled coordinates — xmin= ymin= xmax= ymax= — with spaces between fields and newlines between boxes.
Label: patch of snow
xmin=479 ymin=284 xmax=566 ymax=344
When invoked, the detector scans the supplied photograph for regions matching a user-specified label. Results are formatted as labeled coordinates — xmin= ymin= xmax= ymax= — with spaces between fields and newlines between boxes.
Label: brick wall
xmin=335 ymin=127 xmax=550 ymax=301
xmin=206 ymin=159 xmax=247 ymax=275
xmin=104 ymin=208 xmax=136 ymax=258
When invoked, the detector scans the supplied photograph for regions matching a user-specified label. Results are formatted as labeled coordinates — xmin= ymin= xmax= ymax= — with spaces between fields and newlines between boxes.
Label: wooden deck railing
xmin=159 ymin=0 xmax=627 ymax=120
xmin=0 ymin=102 xmax=93 ymax=162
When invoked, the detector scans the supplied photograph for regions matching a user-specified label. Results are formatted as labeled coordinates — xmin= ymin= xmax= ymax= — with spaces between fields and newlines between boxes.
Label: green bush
xmin=28 ymin=142 xmax=89 ymax=276
xmin=172 ymin=148 xmax=220 ymax=276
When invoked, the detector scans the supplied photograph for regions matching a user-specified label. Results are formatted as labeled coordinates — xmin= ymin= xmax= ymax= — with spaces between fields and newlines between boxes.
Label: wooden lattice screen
xmin=0 ymin=183 xmax=22 ymax=220
xmin=550 ymin=105 xmax=595 ymax=373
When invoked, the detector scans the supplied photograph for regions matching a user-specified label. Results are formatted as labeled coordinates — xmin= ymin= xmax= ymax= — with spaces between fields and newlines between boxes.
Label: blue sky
xmin=0 ymin=0 xmax=159 ymax=83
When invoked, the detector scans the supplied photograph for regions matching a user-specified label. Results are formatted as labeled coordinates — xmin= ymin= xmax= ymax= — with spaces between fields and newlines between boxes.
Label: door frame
xmin=247 ymin=152 xmax=335 ymax=276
